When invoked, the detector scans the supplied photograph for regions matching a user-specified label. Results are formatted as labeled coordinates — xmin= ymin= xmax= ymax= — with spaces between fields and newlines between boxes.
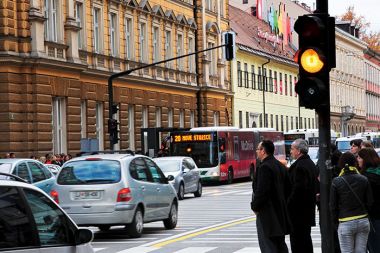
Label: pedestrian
xmin=287 ymin=139 xmax=318 ymax=253
xmin=331 ymin=143 xmax=343 ymax=178
xmin=361 ymin=140 xmax=374 ymax=149
xmin=330 ymin=152 xmax=373 ymax=253
xmin=350 ymin=139 xmax=363 ymax=157
xmin=39 ymin=156 xmax=46 ymax=163
xmin=9 ymin=153 xmax=15 ymax=158
xmin=251 ymin=140 xmax=291 ymax=253
xmin=357 ymin=148 xmax=380 ymax=253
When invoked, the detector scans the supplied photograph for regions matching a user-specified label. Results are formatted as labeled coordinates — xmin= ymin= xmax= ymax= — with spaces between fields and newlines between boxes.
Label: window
xmin=296 ymin=117 xmax=299 ymax=129
xmin=142 ymin=106 xmax=148 ymax=128
xmin=180 ymin=109 xmax=184 ymax=128
xmin=208 ymin=42 xmax=216 ymax=75
xmin=109 ymin=12 xmax=117 ymax=56
xmin=188 ymin=37 xmax=195 ymax=73
xmin=145 ymin=159 xmax=166 ymax=184
xmin=139 ymin=22 xmax=147 ymax=62
xmin=96 ymin=102 xmax=104 ymax=151
xmin=237 ymin=61 xmax=242 ymax=87
xmin=44 ymin=0 xmax=58 ymax=42
xmin=16 ymin=162 xmax=32 ymax=183
xmin=190 ymin=110 xmax=195 ymax=128
xmin=156 ymin=107 xmax=161 ymax=127
xmin=206 ymin=0 xmax=213 ymax=11
xmin=239 ymin=111 xmax=243 ymax=128
xmin=213 ymin=111 xmax=219 ymax=126
xmin=220 ymin=0 xmax=224 ymax=16
xmin=0 ymin=187 xmax=36 ymax=249
xmin=274 ymin=71 xmax=278 ymax=93
xmin=291 ymin=116 xmax=294 ymax=130
xmin=286 ymin=116 xmax=289 ymax=132
xmin=275 ymin=115 xmax=279 ymax=130
xmin=251 ymin=65 xmax=256 ymax=89
xmin=289 ymin=74 xmax=293 ymax=96
xmin=270 ymin=114 xmax=274 ymax=128
xmin=285 ymin=74 xmax=288 ymax=95
xmin=312 ymin=118 xmax=315 ymax=128
xmin=263 ymin=68 xmax=267 ymax=91
xmin=244 ymin=63 xmax=249 ymax=88
xmin=259 ymin=114 xmax=262 ymax=127
xmin=129 ymin=158 xmax=148 ymax=181
xmin=308 ymin=118 xmax=311 ymax=129
xmin=269 ymin=70 xmax=273 ymax=92
xmin=153 ymin=26 xmax=160 ymax=62
xmin=300 ymin=117 xmax=303 ymax=128
xmin=25 ymin=189 xmax=76 ymax=246
xmin=258 ymin=67 xmax=262 ymax=90
xmin=93 ymin=7 xmax=101 ymax=53
xmin=125 ymin=17 xmax=132 ymax=59
xmin=177 ymin=33 xmax=184 ymax=70
xmin=28 ymin=162 xmax=47 ymax=183
xmin=165 ymin=30 xmax=172 ymax=68
xmin=52 ymin=97 xmax=67 ymax=154
xmin=168 ymin=108 xmax=173 ymax=127
xmin=81 ymin=101 xmax=87 ymax=138
xmin=75 ymin=2 xmax=84 ymax=49
xmin=246 ymin=112 xmax=249 ymax=128
xmin=279 ymin=73 xmax=283 ymax=95
xmin=128 ymin=105 xmax=135 ymax=150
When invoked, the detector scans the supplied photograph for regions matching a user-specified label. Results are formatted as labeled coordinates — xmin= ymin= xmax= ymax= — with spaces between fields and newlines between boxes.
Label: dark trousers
xmin=290 ymin=225 xmax=313 ymax=253
xmin=257 ymin=216 xmax=288 ymax=253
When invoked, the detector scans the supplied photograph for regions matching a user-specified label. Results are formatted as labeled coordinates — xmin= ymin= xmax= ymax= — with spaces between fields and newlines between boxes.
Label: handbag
xmin=340 ymin=176 xmax=375 ymax=232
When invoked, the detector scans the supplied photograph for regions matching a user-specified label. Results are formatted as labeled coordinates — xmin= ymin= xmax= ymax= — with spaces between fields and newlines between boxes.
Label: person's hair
xmin=361 ymin=140 xmax=373 ymax=149
xmin=338 ymin=152 xmax=357 ymax=171
xmin=358 ymin=147 xmax=380 ymax=172
xmin=260 ymin=140 xmax=274 ymax=156
xmin=331 ymin=143 xmax=338 ymax=152
xmin=292 ymin=139 xmax=309 ymax=155
xmin=350 ymin=139 xmax=363 ymax=147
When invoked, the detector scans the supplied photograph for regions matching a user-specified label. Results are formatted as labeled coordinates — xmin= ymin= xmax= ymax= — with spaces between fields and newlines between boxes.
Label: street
xmin=90 ymin=181 xmax=322 ymax=253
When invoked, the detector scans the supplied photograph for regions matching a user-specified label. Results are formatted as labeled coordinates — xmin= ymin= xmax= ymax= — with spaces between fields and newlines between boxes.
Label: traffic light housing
xmin=294 ymin=13 xmax=335 ymax=110
xmin=223 ymin=31 xmax=236 ymax=61
xmin=109 ymin=103 xmax=120 ymax=145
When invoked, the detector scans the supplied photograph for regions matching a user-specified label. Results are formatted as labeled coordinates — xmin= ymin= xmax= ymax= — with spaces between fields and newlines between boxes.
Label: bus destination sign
xmin=173 ymin=133 xmax=212 ymax=143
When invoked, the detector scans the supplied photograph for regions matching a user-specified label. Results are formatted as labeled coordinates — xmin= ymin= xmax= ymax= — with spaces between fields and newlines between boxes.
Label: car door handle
xmin=156 ymin=188 xmax=161 ymax=192
xmin=140 ymin=186 xmax=145 ymax=191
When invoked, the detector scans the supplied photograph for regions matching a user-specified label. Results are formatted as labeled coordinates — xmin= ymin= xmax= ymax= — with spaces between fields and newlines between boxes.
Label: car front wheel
xmin=126 ymin=207 xmax=143 ymax=238
xmin=163 ymin=202 xmax=178 ymax=229
xmin=178 ymin=183 xmax=185 ymax=200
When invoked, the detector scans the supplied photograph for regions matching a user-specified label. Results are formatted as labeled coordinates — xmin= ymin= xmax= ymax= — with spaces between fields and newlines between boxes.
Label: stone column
xmin=29 ymin=0 xmax=46 ymax=57
xmin=64 ymin=0 xmax=81 ymax=63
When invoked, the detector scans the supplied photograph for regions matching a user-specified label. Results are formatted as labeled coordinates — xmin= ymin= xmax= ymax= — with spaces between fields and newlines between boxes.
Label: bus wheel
xmin=227 ymin=169 xmax=234 ymax=184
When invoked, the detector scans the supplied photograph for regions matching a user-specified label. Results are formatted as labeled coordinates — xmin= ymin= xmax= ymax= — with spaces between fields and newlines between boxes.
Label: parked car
xmin=45 ymin=164 xmax=62 ymax=175
xmin=0 ymin=172 xmax=94 ymax=253
xmin=52 ymin=153 xmax=178 ymax=238
xmin=154 ymin=156 xmax=202 ymax=200
xmin=0 ymin=159 xmax=55 ymax=193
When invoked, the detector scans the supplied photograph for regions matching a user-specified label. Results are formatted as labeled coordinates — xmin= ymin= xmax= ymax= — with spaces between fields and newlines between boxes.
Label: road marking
xmin=93 ymin=248 xmax=105 ymax=252
xmin=173 ymin=247 xmax=217 ymax=253
xmin=116 ymin=246 xmax=157 ymax=253
xmin=233 ymin=247 xmax=261 ymax=253
xmin=141 ymin=216 xmax=256 ymax=248
xmin=92 ymin=241 xmax=147 ymax=244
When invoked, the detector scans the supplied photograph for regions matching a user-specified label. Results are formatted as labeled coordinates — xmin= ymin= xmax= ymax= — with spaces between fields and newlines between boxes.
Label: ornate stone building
xmin=0 ymin=0 xmax=231 ymax=157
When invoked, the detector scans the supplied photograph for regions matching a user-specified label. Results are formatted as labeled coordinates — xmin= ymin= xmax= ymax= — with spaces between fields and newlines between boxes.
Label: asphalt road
xmin=89 ymin=180 xmax=322 ymax=253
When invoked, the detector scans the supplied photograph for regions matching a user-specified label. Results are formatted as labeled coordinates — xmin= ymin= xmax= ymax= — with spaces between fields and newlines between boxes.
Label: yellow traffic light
xmin=300 ymin=49 xmax=324 ymax=73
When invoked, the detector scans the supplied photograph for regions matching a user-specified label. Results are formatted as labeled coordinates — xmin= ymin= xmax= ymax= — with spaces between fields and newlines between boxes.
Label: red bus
xmin=170 ymin=127 xmax=285 ymax=183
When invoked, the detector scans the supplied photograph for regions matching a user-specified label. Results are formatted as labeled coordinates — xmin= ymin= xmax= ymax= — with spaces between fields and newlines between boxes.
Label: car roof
xmin=154 ymin=156 xmax=192 ymax=161
xmin=67 ymin=153 xmax=144 ymax=162
xmin=0 ymin=178 xmax=43 ymax=190
xmin=0 ymin=158 xmax=40 ymax=164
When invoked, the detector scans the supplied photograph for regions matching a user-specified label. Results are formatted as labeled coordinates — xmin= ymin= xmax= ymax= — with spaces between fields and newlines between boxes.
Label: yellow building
xmin=230 ymin=5 xmax=315 ymax=131
xmin=0 ymin=0 xmax=231 ymax=157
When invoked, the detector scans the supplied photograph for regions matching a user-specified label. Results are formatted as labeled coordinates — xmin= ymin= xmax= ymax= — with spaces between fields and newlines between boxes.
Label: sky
xmin=302 ymin=0 xmax=380 ymax=33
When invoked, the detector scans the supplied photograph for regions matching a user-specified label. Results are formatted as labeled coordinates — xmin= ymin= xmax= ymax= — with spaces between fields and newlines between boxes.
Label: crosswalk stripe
xmin=172 ymin=247 xmax=217 ymax=253
xmin=233 ymin=247 xmax=260 ymax=253
xmin=93 ymin=248 xmax=105 ymax=252
xmin=115 ymin=246 xmax=157 ymax=253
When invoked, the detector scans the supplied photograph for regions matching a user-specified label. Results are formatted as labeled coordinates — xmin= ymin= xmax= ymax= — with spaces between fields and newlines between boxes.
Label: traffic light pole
xmin=108 ymin=43 xmax=229 ymax=151
xmin=315 ymin=1 xmax=334 ymax=253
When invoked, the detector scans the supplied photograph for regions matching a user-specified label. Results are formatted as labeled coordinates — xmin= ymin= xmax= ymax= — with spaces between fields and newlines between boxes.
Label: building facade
xmin=0 ymin=0 xmax=231 ymax=157
xmin=364 ymin=49 xmax=380 ymax=131
xmin=230 ymin=5 xmax=315 ymax=131
xmin=330 ymin=26 xmax=367 ymax=136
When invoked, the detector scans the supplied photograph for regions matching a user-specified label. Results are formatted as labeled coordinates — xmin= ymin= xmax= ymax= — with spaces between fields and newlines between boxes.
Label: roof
xmin=229 ymin=5 xmax=296 ymax=63
xmin=69 ymin=153 xmax=138 ymax=162
xmin=0 ymin=158 xmax=36 ymax=164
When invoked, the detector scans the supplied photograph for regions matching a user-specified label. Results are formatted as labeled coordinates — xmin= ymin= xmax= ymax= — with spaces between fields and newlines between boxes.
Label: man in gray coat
xmin=251 ymin=140 xmax=291 ymax=253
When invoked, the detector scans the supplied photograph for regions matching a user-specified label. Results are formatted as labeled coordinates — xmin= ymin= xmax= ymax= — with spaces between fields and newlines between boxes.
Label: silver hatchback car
xmin=154 ymin=156 xmax=202 ymax=200
xmin=52 ymin=153 xmax=178 ymax=238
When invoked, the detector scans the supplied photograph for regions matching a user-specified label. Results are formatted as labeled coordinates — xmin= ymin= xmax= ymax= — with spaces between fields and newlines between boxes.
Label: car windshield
xmin=337 ymin=141 xmax=351 ymax=152
xmin=0 ymin=163 xmax=12 ymax=173
xmin=155 ymin=160 xmax=181 ymax=172
xmin=57 ymin=160 xmax=121 ymax=185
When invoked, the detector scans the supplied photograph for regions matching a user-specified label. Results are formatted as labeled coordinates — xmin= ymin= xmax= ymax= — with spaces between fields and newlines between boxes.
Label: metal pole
xmin=262 ymin=59 xmax=270 ymax=127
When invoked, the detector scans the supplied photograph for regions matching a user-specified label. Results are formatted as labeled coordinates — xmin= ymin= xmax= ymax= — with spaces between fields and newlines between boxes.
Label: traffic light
xmin=294 ymin=13 xmax=335 ymax=110
xmin=223 ymin=31 xmax=236 ymax=61
xmin=109 ymin=103 xmax=120 ymax=145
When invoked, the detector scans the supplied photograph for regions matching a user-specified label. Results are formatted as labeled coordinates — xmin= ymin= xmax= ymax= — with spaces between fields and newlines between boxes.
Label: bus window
xmin=234 ymin=136 xmax=239 ymax=160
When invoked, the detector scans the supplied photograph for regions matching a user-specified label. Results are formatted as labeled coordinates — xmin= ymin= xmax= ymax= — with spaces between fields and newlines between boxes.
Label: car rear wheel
xmin=178 ymin=183 xmax=185 ymax=200
xmin=194 ymin=181 xmax=202 ymax=197
xmin=163 ymin=202 xmax=178 ymax=229
xmin=98 ymin=225 xmax=110 ymax=231
xmin=126 ymin=207 xmax=143 ymax=238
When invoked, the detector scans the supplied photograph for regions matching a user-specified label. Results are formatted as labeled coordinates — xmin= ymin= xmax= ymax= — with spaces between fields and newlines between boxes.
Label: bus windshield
xmin=170 ymin=141 xmax=218 ymax=168
xmin=337 ymin=141 xmax=351 ymax=152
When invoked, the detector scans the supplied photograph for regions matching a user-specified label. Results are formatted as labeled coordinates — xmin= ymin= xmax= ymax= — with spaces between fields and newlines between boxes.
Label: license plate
xmin=72 ymin=191 xmax=101 ymax=200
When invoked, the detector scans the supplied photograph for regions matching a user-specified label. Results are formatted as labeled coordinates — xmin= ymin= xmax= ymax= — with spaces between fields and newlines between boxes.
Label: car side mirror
xmin=75 ymin=228 xmax=93 ymax=245
xmin=183 ymin=168 xmax=190 ymax=173
xmin=167 ymin=175 xmax=175 ymax=181
xmin=220 ymin=153 xmax=226 ymax=164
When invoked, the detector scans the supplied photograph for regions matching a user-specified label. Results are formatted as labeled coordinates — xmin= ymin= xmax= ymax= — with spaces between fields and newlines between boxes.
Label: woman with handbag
xmin=357 ymin=148 xmax=380 ymax=253
xmin=330 ymin=152 xmax=373 ymax=253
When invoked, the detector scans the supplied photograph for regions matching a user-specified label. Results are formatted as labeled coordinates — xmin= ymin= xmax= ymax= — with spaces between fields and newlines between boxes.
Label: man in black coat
xmin=251 ymin=140 xmax=291 ymax=253
xmin=288 ymin=139 xmax=318 ymax=253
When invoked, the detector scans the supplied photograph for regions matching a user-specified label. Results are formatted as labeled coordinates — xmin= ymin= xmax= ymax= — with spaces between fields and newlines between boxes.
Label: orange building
xmin=0 ymin=0 xmax=232 ymax=157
